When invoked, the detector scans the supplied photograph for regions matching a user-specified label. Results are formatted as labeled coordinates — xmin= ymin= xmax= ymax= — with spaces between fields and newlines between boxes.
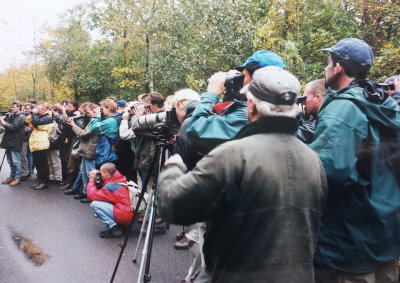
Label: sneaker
xmin=34 ymin=182 xmax=49 ymax=190
xmin=174 ymin=236 xmax=189 ymax=250
xmin=99 ymin=225 xmax=123 ymax=238
xmin=1 ymin=178 xmax=14 ymax=184
xmin=30 ymin=180 xmax=41 ymax=188
xmin=10 ymin=179 xmax=21 ymax=186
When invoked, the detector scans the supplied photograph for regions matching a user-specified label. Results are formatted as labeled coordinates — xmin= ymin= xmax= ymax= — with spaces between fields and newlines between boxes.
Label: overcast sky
xmin=0 ymin=0 xmax=90 ymax=73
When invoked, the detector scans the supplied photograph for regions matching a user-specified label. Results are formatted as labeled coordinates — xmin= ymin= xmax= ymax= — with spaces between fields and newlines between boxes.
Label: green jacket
xmin=186 ymin=92 xmax=248 ymax=153
xmin=160 ymin=117 xmax=327 ymax=283
xmin=310 ymin=84 xmax=400 ymax=272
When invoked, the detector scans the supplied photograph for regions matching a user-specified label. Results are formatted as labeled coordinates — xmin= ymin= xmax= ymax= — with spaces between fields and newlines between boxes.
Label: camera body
xmin=0 ymin=111 xmax=11 ymax=120
xmin=93 ymin=170 xmax=103 ymax=189
xmin=72 ymin=114 xmax=88 ymax=121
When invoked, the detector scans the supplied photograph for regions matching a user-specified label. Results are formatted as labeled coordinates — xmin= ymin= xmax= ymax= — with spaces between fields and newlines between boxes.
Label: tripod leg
xmin=133 ymin=188 xmax=154 ymax=263
xmin=0 ymin=150 xmax=6 ymax=172
xmin=143 ymin=143 xmax=167 ymax=282
xmin=109 ymin=151 xmax=159 ymax=283
xmin=137 ymin=195 xmax=156 ymax=283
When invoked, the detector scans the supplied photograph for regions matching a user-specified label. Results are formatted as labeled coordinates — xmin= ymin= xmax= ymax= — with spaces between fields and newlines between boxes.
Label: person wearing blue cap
xmin=310 ymin=38 xmax=400 ymax=282
xmin=186 ymin=50 xmax=286 ymax=154
xmin=116 ymin=100 xmax=127 ymax=112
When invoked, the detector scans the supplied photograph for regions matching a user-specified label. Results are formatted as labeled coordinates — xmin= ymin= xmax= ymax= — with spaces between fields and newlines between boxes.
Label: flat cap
xmin=247 ymin=66 xmax=301 ymax=105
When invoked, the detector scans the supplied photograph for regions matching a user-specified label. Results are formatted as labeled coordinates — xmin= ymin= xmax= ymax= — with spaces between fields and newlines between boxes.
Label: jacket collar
xmin=235 ymin=116 xmax=298 ymax=139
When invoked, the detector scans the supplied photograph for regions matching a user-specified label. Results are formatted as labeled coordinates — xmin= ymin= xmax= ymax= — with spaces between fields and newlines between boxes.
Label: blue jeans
xmin=27 ymin=148 xmax=33 ymax=175
xmin=6 ymin=150 xmax=22 ymax=179
xmin=90 ymin=201 xmax=116 ymax=229
xmin=80 ymin=158 xmax=95 ymax=194
xmin=139 ymin=170 xmax=147 ymax=189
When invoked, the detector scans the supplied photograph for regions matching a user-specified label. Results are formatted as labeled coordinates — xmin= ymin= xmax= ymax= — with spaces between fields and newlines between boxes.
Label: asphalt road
xmin=0 ymin=154 xmax=190 ymax=283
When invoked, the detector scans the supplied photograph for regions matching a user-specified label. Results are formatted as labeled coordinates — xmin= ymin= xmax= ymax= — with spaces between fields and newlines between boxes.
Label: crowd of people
xmin=1 ymin=37 xmax=400 ymax=283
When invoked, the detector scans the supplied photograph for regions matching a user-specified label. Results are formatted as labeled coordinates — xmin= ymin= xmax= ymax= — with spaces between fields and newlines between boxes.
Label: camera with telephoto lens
xmin=136 ymin=108 xmax=180 ymax=139
xmin=94 ymin=170 xmax=103 ymax=189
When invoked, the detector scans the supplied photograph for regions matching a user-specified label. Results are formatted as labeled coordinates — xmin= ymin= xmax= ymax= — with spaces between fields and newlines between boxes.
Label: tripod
xmin=110 ymin=136 xmax=170 ymax=283
xmin=0 ymin=150 xmax=7 ymax=173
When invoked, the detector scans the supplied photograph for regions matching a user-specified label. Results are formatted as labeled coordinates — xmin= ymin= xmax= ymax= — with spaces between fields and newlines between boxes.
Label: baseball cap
xmin=116 ymin=100 xmax=127 ymax=107
xmin=247 ymin=66 xmax=301 ymax=105
xmin=320 ymin=38 xmax=374 ymax=74
xmin=236 ymin=50 xmax=286 ymax=76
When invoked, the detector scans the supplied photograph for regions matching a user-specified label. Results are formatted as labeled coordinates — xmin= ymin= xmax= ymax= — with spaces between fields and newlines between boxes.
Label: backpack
xmin=48 ymin=121 xmax=62 ymax=144
xmin=119 ymin=181 xmax=148 ymax=212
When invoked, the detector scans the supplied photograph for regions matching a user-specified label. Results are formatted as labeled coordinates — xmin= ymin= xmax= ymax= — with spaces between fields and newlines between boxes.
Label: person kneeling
xmin=87 ymin=163 xmax=133 ymax=238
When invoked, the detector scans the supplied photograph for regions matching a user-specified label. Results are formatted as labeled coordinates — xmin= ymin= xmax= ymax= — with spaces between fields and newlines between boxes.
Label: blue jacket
xmin=90 ymin=113 xmax=122 ymax=166
xmin=186 ymin=92 xmax=248 ymax=153
xmin=310 ymin=83 xmax=400 ymax=273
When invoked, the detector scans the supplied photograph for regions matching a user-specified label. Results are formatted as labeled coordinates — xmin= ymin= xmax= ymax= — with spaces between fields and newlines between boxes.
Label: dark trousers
xmin=60 ymin=143 xmax=71 ymax=181
xmin=32 ymin=150 xmax=49 ymax=184
xmin=115 ymin=140 xmax=136 ymax=183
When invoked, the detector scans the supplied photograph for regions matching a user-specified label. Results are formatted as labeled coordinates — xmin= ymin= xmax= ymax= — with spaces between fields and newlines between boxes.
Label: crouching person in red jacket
xmin=87 ymin=163 xmax=133 ymax=238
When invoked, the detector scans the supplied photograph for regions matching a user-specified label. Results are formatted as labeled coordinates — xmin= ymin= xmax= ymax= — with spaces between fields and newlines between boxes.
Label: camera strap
xmin=212 ymin=100 xmax=246 ymax=117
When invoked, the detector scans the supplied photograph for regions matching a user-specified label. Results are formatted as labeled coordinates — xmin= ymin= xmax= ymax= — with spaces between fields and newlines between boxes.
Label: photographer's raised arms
xmin=2 ymin=40 xmax=400 ymax=283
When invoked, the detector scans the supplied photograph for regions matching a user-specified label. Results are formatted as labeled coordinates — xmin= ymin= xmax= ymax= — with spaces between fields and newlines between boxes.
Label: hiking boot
xmin=10 ymin=179 xmax=21 ymax=186
xmin=59 ymin=180 xmax=69 ymax=186
xmin=59 ymin=184 xmax=71 ymax=190
xmin=2 ymin=178 xmax=14 ymax=184
xmin=64 ymin=188 xmax=78 ymax=195
xmin=143 ymin=222 xmax=167 ymax=235
xmin=34 ymin=182 xmax=49 ymax=190
xmin=20 ymin=175 xmax=29 ymax=181
xmin=99 ymin=225 xmax=123 ymax=238
xmin=136 ymin=212 xmax=145 ymax=223
xmin=74 ymin=194 xmax=85 ymax=200
xmin=174 ymin=236 xmax=189 ymax=250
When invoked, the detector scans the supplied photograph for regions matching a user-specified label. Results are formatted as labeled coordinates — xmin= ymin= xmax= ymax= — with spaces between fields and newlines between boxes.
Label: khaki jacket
xmin=26 ymin=115 xmax=53 ymax=152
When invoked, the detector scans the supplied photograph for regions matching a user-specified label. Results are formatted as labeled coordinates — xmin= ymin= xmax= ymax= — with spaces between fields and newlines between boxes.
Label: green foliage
xmin=0 ymin=0 xmax=398 ymax=104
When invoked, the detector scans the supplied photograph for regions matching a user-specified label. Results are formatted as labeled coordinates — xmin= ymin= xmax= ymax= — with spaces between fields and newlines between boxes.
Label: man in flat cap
xmin=158 ymin=66 xmax=328 ymax=283
xmin=311 ymin=38 xmax=400 ymax=282
xmin=382 ymin=75 xmax=400 ymax=106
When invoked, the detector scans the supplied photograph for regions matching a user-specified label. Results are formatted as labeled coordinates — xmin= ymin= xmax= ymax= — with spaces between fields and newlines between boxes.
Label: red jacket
xmin=87 ymin=170 xmax=133 ymax=226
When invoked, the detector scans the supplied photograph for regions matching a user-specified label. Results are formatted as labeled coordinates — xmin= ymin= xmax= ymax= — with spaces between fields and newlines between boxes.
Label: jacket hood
xmin=104 ymin=170 xmax=127 ymax=185
xmin=322 ymin=85 xmax=400 ymax=130
xmin=107 ymin=113 xmax=122 ymax=122
xmin=184 ymin=101 xmax=199 ymax=120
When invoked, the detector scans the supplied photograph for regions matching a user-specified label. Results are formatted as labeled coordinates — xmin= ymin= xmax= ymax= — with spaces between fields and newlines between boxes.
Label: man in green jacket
xmin=311 ymin=38 xmax=400 ymax=282
xmin=186 ymin=50 xmax=286 ymax=154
